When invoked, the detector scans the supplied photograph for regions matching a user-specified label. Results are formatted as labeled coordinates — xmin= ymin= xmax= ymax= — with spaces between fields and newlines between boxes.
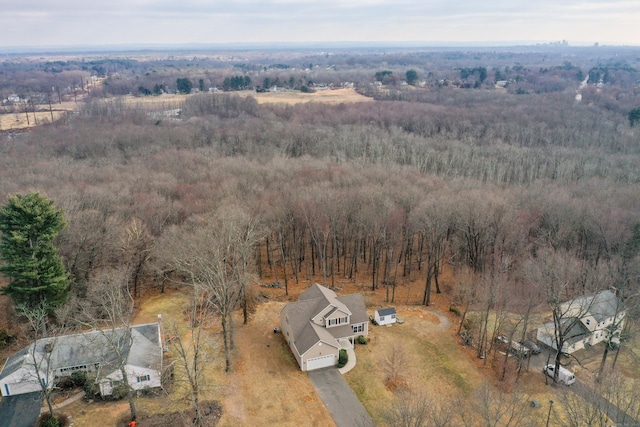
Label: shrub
xmin=71 ymin=371 xmax=87 ymax=387
xmin=338 ymin=349 xmax=348 ymax=368
xmin=55 ymin=377 xmax=74 ymax=390
xmin=110 ymin=384 xmax=129 ymax=400
xmin=139 ymin=386 xmax=156 ymax=397
xmin=358 ymin=335 xmax=367 ymax=345
xmin=38 ymin=413 xmax=67 ymax=427
xmin=449 ymin=306 xmax=461 ymax=316
xmin=83 ymin=379 xmax=99 ymax=399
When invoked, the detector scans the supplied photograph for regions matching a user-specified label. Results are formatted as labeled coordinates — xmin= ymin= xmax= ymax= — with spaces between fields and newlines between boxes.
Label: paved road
xmin=308 ymin=367 xmax=374 ymax=427
xmin=0 ymin=391 xmax=42 ymax=427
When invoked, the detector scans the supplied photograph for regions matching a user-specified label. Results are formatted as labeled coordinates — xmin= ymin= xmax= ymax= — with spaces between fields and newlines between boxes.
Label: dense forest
xmin=2 ymin=45 xmax=640 ymax=382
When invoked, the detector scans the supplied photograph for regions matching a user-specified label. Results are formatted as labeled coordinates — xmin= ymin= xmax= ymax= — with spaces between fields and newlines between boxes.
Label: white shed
xmin=375 ymin=308 xmax=397 ymax=326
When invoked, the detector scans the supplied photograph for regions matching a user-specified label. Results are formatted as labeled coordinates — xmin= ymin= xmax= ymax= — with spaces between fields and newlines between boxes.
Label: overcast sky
xmin=2 ymin=0 xmax=639 ymax=48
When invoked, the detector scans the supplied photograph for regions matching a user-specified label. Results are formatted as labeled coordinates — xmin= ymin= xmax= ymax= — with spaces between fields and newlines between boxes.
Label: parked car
xmin=521 ymin=340 xmax=541 ymax=355
xmin=510 ymin=341 xmax=530 ymax=358
xmin=543 ymin=364 xmax=575 ymax=385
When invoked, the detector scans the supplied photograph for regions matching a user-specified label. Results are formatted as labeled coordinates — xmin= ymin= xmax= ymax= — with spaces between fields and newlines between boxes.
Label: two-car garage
xmin=305 ymin=354 xmax=336 ymax=371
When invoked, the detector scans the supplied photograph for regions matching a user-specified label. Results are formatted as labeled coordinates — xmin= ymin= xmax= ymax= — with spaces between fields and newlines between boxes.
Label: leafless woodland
xmin=1 ymin=46 xmax=640 ymax=387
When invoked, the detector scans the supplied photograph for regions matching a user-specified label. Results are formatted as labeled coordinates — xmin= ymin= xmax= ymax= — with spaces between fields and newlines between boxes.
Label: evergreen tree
xmin=406 ymin=69 xmax=419 ymax=85
xmin=629 ymin=107 xmax=640 ymax=127
xmin=176 ymin=77 xmax=193 ymax=94
xmin=0 ymin=192 xmax=70 ymax=311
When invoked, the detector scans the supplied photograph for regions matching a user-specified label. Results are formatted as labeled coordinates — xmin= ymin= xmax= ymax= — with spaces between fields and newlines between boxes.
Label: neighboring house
xmin=537 ymin=290 xmax=625 ymax=354
xmin=374 ymin=307 xmax=397 ymax=326
xmin=280 ymin=283 xmax=368 ymax=371
xmin=0 ymin=318 xmax=164 ymax=397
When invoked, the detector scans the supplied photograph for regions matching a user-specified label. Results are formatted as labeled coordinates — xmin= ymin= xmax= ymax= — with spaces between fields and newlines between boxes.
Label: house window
xmin=352 ymin=324 xmax=364 ymax=333
xmin=586 ymin=319 xmax=591 ymax=326
xmin=328 ymin=318 xmax=337 ymax=326
xmin=379 ymin=316 xmax=385 ymax=321
xmin=340 ymin=316 xmax=347 ymax=324
xmin=137 ymin=374 xmax=151 ymax=383
xmin=59 ymin=364 xmax=88 ymax=374
xmin=391 ymin=314 xmax=396 ymax=319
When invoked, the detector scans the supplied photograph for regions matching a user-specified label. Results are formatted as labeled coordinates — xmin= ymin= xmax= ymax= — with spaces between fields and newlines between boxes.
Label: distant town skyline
xmin=2 ymin=0 xmax=638 ymax=49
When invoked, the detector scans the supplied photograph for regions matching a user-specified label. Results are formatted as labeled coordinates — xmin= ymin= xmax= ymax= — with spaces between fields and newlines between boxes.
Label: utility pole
xmin=47 ymin=93 xmax=54 ymax=123
xmin=546 ymin=400 xmax=554 ymax=427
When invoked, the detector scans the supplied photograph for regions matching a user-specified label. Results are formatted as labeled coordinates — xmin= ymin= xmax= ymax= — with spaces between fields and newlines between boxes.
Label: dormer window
xmin=327 ymin=316 xmax=348 ymax=327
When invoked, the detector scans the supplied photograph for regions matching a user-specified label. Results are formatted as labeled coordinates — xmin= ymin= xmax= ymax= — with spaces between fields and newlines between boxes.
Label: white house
xmin=537 ymin=290 xmax=625 ymax=354
xmin=280 ymin=284 xmax=368 ymax=371
xmin=0 ymin=319 xmax=164 ymax=397
xmin=374 ymin=308 xmax=397 ymax=326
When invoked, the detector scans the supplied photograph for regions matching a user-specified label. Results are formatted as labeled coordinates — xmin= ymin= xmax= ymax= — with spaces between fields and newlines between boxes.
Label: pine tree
xmin=0 ymin=192 xmax=70 ymax=311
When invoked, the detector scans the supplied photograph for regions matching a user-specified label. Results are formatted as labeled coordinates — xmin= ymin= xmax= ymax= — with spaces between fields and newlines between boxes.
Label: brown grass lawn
xmin=4 ymin=282 xmax=633 ymax=427
xmin=0 ymin=100 xmax=78 ymax=131
xmin=15 ymin=276 xmax=637 ymax=426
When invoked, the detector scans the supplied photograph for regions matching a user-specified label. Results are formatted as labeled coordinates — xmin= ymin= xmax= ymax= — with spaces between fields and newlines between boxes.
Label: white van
xmin=543 ymin=364 xmax=576 ymax=385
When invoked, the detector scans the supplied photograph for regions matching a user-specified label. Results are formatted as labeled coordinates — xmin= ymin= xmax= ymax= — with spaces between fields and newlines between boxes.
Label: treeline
xmin=70 ymin=90 xmax=640 ymax=184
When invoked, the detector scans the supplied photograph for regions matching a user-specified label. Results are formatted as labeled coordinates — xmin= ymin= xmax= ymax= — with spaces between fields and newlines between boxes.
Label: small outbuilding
xmin=374 ymin=308 xmax=397 ymax=326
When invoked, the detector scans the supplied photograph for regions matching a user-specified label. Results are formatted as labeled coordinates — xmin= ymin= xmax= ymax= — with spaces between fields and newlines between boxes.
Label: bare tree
xmin=78 ymin=267 xmax=138 ymax=421
xmin=379 ymin=390 xmax=431 ymax=427
xmin=164 ymin=283 xmax=219 ymax=425
xmin=468 ymin=382 xmax=538 ymax=427
xmin=16 ymin=302 xmax=61 ymax=419
xmin=382 ymin=345 xmax=411 ymax=392
xmin=168 ymin=206 xmax=262 ymax=373
xmin=121 ymin=218 xmax=154 ymax=298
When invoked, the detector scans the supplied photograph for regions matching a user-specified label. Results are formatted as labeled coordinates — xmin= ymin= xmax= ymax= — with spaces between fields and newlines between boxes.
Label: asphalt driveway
xmin=308 ymin=367 xmax=374 ymax=427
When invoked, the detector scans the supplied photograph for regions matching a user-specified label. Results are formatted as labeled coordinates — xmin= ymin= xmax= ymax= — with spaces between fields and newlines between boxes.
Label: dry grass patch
xmin=215 ymin=301 xmax=333 ymax=427
xmin=238 ymin=88 xmax=372 ymax=105
xmin=0 ymin=100 xmax=80 ymax=130
xmin=345 ymin=307 xmax=487 ymax=424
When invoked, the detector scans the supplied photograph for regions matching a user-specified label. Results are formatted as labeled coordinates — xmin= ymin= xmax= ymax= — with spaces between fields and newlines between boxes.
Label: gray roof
xmin=560 ymin=318 xmax=592 ymax=345
xmin=563 ymin=290 xmax=625 ymax=323
xmin=0 ymin=322 xmax=161 ymax=381
xmin=588 ymin=290 xmax=624 ymax=322
xmin=282 ymin=284 xmax=367 ymax=356
xmin=540 ymin=318 xmax=592 ymax=346
xmin=0 ymin=347 xmax=30 ymax=381
xmin=376 ymin=307 xmax=396 ymax=317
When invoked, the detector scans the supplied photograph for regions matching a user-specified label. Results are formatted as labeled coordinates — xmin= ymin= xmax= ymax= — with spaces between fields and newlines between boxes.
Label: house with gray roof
xmin=0 ymin=318 xmax=163 ymax=397
xmin=280 ymin=284 xmax=368 ymax=371
xmin=537 ymin=290 xmax=625 ymax=354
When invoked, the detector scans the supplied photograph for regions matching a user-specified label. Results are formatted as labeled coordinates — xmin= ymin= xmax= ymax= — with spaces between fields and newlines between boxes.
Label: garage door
xmin=306 ymin=354 xmax=335 ymax=371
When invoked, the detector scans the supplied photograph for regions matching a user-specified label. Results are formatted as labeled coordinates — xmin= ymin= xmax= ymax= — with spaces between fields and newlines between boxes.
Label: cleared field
xmin=0 ymin=103 xmax=77 ymax=131
xmin=115 ymin=88 xmax=371 ymax=109
xmin=244 ymin=88 xmax=373 ymax=105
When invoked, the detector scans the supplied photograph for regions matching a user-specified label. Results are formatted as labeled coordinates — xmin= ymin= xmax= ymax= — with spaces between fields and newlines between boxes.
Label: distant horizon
xmin=2 ymin=40 xmax=637 ymax=56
